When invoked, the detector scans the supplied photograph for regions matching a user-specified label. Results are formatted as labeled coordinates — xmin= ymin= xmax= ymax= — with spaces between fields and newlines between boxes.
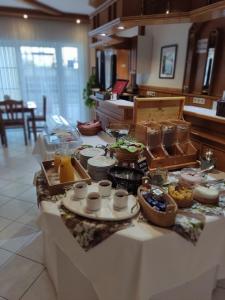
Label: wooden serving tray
xmin=41 ymin=159 xmax=91 ymax=195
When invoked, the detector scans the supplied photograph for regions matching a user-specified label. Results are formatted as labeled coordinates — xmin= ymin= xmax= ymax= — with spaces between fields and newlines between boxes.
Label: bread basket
xmin=168 ymin=184 xmax=194 ymax=208
xmin=138 ymin=186 xmax=177 ymax=227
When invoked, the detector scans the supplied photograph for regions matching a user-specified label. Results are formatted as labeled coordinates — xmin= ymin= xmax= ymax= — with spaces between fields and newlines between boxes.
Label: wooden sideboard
xmin=93 ymin=96 xmax=225 ymax=171
xmin=183 ymin=107 xmax=225 ymax=172
xmin=92 ymin=96 xmax=133 ymax=128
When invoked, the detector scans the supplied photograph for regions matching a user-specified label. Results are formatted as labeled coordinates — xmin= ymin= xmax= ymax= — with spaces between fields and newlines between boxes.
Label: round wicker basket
xmin=114 ymin=148 xmax=141 ymax=163
xmin=77 ymin=121 xmax=102 ymax=136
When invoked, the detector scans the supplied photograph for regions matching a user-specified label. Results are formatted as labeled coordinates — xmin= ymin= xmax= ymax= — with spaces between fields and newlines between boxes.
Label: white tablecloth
xmin=34 ymin=133 xmax=225 ymax=299
xmin=38 ymin=199 xmax=225 ymax=300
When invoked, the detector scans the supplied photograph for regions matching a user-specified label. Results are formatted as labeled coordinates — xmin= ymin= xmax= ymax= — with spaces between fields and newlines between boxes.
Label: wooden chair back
xmin=42 ymin=96 xmax=47 ymax=120
xmin=0 ymin=100 xmax=25 ymax=121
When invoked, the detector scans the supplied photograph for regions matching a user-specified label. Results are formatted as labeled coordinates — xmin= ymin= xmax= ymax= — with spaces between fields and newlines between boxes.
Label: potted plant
xmin=83 ymin=74 xmax=99 ymax=108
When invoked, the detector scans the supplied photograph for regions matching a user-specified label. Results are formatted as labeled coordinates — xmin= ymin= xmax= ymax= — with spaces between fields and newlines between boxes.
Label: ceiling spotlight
xmin=166 ymin=0 xmax=170 ymax=15
xmin=23 ymin=14 xmax=28 ymax=19
xmin=117 ymin=26 xmax=125 ymax=30
xmin=76 ymin=19 xmax=81 ymax=24
xmin=100 ymin=33 xmax=106 ymax=36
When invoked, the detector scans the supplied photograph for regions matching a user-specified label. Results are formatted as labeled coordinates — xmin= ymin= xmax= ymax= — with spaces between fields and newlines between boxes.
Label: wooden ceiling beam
xmin=0 ymin=6 xmax=89 ymax=23
xmin=89 ymin=0 xmax=107 ymax=8
xmin=17 ymin=0 xmax=62 ymax=16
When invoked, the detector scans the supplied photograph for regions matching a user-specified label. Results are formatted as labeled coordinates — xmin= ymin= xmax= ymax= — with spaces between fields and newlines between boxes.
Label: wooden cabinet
xmin=94 ymin=97 xmax=133 ymax=130
xmin=184 ymin=111 xmax=225 ymax=172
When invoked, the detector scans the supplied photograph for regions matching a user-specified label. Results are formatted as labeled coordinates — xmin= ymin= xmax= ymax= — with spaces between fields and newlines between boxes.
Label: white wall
xmin=137 ymin=23 xmax=192 ymax=89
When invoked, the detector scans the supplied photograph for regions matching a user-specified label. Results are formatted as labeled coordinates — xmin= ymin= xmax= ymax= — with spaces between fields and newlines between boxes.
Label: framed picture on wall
xmin=159 ymin=44 xmax=178 ymax=79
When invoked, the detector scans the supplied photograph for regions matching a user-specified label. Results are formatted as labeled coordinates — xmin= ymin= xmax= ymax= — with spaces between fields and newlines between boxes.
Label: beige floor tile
xmin=16 ymin=206 xmax=40 ymax=229
xmin=0 ymin=199 xmax=33 ymax=220
xmin=0 ymin=217 xmax=12 ymax=232
xmin=17 ymin=187 xmax=37 ymax=203
xmin=0 ymin=178 xmax=11 ymax=189
xmin=0 ymin=195 xmax=12 ymax=207
xmin=0 ymin=182 xmax=31 ymax=198
xmin=0 ymin=248 xmax=14 ymax=267
xmin=0 ymin=254 xmax=44 ymax=300
xmin=18 ymin=232 xmax=43 ymax=264
xmin=0 ymin=221 xmax=39 ymax=253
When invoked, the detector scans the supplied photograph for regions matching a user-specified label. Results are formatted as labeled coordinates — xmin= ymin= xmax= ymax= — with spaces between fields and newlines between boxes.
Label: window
xmin=0 ymin=42 xmax=85 ymax=123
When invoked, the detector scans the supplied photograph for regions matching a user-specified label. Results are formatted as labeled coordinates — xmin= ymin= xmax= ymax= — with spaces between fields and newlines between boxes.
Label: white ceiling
xmin=0 ymin=0 xmax=95 ymax=14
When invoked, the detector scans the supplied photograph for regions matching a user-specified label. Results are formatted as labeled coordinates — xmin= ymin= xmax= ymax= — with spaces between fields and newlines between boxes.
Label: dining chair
xmin=0 ymin=99 xmax=28 ymax=146
xmin=27 ymin=95 xmax=47 ymax=140
xmin=0 ymin=109 xmax=7 ymax=147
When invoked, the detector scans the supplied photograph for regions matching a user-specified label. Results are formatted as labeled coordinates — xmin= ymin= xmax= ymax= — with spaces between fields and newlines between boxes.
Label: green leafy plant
xmin=83 ymin=74 xmax=98 ymax=108
xmin=110 ymin=137 xmax=145 ymax=153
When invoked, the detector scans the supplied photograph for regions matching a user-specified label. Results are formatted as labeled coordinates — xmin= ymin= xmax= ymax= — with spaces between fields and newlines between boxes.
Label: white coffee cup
xmin=86 ymin=192 xmax=102 ymax=211
xmin=113 ymin=189 xmax=128 ymax=210
xmin=73 ymin=182 xmax=88 ymax=200
xmin=98 ymin=180 xmax=112 ymax=197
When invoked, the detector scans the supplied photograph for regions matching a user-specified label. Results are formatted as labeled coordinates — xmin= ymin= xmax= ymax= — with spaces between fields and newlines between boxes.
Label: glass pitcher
xmin=59 ymin=143 xmax=75 ymax=183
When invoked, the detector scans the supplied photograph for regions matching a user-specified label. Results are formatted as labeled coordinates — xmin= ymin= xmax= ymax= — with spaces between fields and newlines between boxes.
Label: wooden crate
xmin=41 ymin=158 xmax=91 ymax=195
xmin=133 ymin=97 xmax=197 ymax=170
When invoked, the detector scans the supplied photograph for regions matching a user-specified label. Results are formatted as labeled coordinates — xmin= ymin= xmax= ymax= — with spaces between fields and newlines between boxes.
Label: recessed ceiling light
xmin=23 ymin=14 xmax=28 ymax=19
xmin=100 ymin=33 xmax=106 ymax=36
xmin=166 ymin=9 xmax=170 ymax=14
xmin=76 ymin=19 xmax=81 ymax=24
xmin=117 ymin=26 xmax=125 ymax=30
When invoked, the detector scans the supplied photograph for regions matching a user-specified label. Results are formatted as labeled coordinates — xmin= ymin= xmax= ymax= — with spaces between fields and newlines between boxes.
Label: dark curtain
xmin=100 ymin=50 xmax=105 ymax=90
xmin=111 ymin=54 xmax=117 ymax=88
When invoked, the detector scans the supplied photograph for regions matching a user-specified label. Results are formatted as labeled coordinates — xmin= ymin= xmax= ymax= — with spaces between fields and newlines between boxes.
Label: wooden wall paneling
xmin=183 ymin=24 xmax=203 ymax=94
xmin=184 ymin=17 xmax=225 ymax=98
xmin=99 ymin=8 xmax=109 ymax=26
xmin=122 ymin=0 xmax=142 ymax=16
xmin=170 ymin=0 xmax=191 ymax=12
xmin=116 ymin=49 xmax=130 ymax=79
xmin=116 ymin=0 xmax=123 ymax=18
xmin=191 ymin=0 xmax=208 ymax=9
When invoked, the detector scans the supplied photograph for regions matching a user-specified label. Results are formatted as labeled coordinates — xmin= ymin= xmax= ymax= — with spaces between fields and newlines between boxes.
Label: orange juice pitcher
xmin=59 ymin=155 xmax=75 ymax=183
xmin=54 ymin=151 xmax=61 ymax=172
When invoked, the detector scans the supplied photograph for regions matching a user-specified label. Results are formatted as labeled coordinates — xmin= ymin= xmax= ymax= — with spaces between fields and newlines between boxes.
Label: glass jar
xmin=147 ymin=127 xmax=161 ymax=150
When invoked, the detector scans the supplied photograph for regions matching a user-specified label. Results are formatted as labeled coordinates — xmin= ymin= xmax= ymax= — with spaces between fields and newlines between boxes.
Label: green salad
xmin=110 ymin=138 xmax=145 ymax=153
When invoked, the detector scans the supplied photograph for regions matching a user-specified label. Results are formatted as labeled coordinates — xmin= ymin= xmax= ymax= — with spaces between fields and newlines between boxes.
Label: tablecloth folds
xmin=35 ymin=171 xmax=225 ymax=251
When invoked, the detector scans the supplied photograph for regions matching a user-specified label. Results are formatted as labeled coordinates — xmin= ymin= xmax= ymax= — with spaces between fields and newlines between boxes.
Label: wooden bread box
xmin=133 ymin=97 xmax=198 ymax=170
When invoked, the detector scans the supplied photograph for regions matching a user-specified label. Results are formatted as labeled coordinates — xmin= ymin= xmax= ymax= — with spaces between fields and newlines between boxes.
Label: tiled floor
xmin=0 ymin=130 xmax=56 ymax=300
xmin=0 ymin=129 xmax=225 ymax=300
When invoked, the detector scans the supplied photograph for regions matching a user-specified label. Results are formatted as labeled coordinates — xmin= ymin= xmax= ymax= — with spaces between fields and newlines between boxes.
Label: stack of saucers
xmin=87 ymin=156 xmax=116 ymax=181
xmin=79 ymin=148 xmax=105 ymax=169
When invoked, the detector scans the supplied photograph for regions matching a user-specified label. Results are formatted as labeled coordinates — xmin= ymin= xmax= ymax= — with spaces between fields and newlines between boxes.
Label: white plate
xmin=62 ymin=190 xmax=140 ymax=221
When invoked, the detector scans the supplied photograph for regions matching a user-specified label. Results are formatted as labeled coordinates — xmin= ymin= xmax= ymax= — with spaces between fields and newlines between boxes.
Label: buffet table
xmin=34 ymin=133 xmax=225 ymax=300
xmin=38 ymin=193 xmax=225 ymax=300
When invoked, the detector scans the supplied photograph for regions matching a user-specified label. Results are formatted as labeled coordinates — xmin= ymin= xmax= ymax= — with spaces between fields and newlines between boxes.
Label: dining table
xmin=33 ymin=134 xmax=225 ymax=300
xmin=23 ymin=101 xmax=37 ymax=141
xmin=0 ymin=100 xmax=37 ymax=141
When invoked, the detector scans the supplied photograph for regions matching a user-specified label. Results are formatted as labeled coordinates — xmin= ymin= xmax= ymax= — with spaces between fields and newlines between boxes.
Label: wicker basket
xmin=114 ymin=148 xmax=141 ymax=163
xmin=168 ymin=184 xmax=194 ymax=208
xmin=77 ymin=120 xmax=102 ymax=136
xmin=138 ymin=186 xmax=177 ymax=227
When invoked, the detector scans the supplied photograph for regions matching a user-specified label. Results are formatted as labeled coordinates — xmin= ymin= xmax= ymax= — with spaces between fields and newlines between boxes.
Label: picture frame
xmin=159 ymin=44 xmax=178 ymax=79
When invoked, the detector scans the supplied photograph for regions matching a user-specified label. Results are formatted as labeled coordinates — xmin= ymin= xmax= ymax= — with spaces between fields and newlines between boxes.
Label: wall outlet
xmin=146 ymin=90 xmax=156 ymax=96
xmin=193 ymin=97 xmax=206 ymax=105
